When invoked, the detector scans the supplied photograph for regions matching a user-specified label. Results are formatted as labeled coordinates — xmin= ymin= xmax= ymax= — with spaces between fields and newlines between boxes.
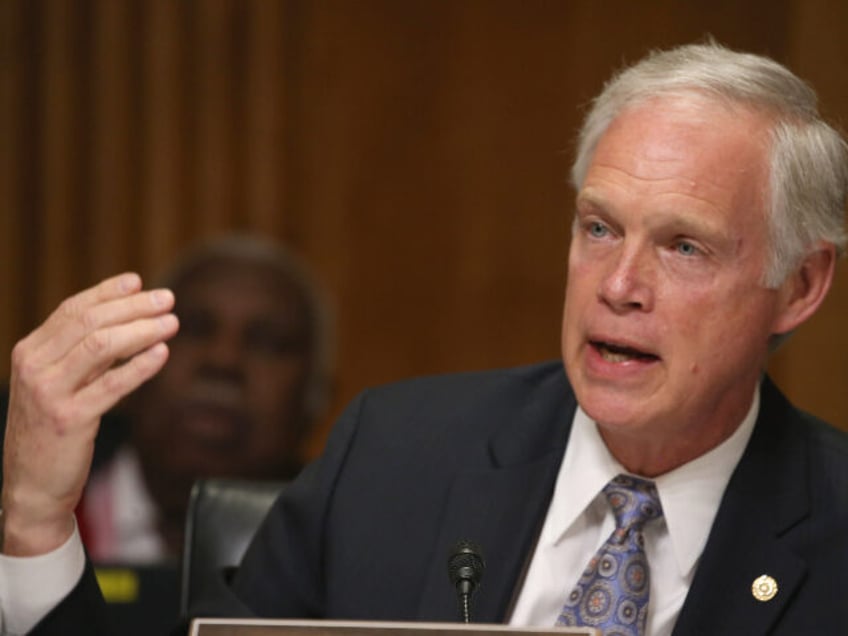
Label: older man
xmin=77 ymin=235 xmax=333 ymax=563
xmin=2 ymin=42 xmax=847 ymax=636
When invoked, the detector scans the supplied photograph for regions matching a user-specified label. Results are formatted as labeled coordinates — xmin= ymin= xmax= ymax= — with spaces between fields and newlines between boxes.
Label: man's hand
xmin=1 ymin=273 xmax=179 ymax=556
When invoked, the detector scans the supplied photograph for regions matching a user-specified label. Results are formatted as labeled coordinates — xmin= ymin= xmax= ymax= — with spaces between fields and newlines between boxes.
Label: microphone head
xmin=447 ymin=540 xmax=485 ymax=591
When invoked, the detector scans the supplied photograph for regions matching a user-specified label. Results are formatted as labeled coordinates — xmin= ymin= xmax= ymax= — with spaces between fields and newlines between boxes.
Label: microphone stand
xmin=447 ymin=540 xmax=485 ymax=624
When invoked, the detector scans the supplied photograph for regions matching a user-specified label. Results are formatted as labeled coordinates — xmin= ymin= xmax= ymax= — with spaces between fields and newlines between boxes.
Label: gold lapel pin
xmin=751 ymin=574 xmax=778 ymax=602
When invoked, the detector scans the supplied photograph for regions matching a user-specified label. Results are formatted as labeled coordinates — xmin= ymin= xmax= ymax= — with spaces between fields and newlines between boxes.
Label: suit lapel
xmin=416 ymin=369 xmax=576 ymax=623
xmin=673 ymin=377 xmax=810 ymax=636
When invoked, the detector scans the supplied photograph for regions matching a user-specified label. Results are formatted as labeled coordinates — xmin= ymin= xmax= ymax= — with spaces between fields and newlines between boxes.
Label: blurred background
xmin=3 ymin=0 xmax=847 ymax=459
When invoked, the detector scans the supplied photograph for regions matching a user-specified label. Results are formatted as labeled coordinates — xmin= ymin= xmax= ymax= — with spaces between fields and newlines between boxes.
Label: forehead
xmin=582 ymin=96 xmax=772 ymax=224
xmin=174 ymin=259 xmax=308 ymax=325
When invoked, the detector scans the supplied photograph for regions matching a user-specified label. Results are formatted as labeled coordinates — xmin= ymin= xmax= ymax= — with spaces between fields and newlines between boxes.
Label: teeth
xmin=599 ymin=347 xmax=635 ymax=362
xmin=595 ymin=341 xmax=656 ymax=362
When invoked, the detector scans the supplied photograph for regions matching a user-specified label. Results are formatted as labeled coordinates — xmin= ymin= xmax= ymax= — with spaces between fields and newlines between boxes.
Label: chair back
xmin=180 ymin=478 xmax=285 ymax=616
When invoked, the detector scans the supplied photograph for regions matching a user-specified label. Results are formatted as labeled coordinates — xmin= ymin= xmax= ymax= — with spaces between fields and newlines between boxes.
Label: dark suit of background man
xmin=2 ymin=41 xmax=848 ymax=636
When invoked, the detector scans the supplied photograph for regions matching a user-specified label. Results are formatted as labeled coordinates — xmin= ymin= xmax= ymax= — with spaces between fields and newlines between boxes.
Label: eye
xmin=588 ymin=221 xmax=609 ymax=238
xmin=245 ymin=322 xmax=307 ymax=358
xmin=175 ymin=309 xmax=215 ymax=341
xmin=675 ymin=241 xmax=699 ymax=257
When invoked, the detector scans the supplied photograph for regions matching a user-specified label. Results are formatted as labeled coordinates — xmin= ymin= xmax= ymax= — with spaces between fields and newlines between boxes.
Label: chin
xmin=584 ymin=406 xmax=644 ymax=433
xmin=574 ymin=385 xmax=656 ymax=431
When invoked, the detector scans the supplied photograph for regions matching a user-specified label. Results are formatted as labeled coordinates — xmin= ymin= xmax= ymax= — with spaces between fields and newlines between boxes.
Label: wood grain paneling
xmin=2 ymin=1 xmax=846 ymax=461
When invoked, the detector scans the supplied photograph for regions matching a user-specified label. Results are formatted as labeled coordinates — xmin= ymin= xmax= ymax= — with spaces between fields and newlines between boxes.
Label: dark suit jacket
xmin=34 ymin=361 xmax=848 ymax=635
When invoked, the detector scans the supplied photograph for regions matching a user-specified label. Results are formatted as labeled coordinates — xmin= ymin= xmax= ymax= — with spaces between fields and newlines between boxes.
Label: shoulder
xmin=763 ymin=380 xmax=848 ymax=522
xmin=801 ymin=410 xmax=848 ymax=455
xmin=761 ymin=377 xmax=848 ymax=489
xmin=800 ymin=411 xmax=848 ymax=495
xmin=354 ymin=360 xmax=571 ymax=424
xmin=323 ymin=360 xmax=575 ymax=464
xmin=367 ymin=358 xmax=568 ymax=395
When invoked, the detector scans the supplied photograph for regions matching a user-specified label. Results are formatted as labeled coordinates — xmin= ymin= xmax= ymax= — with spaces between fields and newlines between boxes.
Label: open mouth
xmin=591 ymin=340 xmax=659 ymax=363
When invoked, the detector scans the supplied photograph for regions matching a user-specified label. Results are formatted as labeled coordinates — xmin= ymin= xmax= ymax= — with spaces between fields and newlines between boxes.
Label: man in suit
xmin=2 ymin=41 xmax=848 ymax=636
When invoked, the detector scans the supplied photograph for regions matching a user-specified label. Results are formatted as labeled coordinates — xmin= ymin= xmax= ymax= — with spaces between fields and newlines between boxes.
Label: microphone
xmin=447 ymin=540 xmax=485 ymax=623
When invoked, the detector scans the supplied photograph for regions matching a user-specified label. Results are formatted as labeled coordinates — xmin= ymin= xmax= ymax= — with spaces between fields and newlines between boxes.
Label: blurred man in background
xmin=0 ymin=234 xmax=334 ymax=634
xmin=78 ymin=234 xmax=334 ymax=564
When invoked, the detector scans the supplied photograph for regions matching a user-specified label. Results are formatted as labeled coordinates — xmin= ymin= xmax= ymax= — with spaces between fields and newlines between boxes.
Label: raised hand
xmin=1 ymin=273 xmax=179 ymax=556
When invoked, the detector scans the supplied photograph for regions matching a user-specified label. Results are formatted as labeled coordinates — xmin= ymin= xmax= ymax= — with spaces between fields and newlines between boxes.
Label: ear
xmin=771 ymin=243 xmax=837 ymax=335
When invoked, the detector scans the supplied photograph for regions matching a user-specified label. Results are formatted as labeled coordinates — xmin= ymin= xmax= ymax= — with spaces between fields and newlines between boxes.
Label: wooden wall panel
xmin=39 ymin=0 xmax=83 ymax=316
xmin=242 ymin=0 xmax=287 ymax=234
xmin=0 ymin=0 xmax=23 ymax=364
xmin=89 ymin=0 xmax=133 ymax=278
xmin=2 ymin=0 xmax=847 ymax=462
xmin=140 ymin=0 xmax=187 ymax=272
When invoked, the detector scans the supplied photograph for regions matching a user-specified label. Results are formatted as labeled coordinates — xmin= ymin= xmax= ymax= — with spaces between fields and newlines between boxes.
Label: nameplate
xmin=190 ymin=619 xmax=597 ymax=636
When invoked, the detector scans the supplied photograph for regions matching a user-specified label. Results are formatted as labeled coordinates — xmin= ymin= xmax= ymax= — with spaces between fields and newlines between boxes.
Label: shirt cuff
xmin=0 ymin=519 xmax=86 ymax=635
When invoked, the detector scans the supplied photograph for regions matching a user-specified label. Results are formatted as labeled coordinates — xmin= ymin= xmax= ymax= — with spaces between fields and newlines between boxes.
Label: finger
xmin=53 ymin=311 xmax=179 ymax=394
xmin=26 ymin=286 xmax=175 ymax=370
xmin=73 ymin=341 xmax=171 ymax=419
xmin=24 ymin=273 xmax=144 ymax=352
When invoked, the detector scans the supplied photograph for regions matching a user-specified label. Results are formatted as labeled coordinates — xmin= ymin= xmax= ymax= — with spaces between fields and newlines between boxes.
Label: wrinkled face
xmin=562 ymin=97 xmax=788 ymax=447
xmin=131 ymin=258 xmax=314 ymax=511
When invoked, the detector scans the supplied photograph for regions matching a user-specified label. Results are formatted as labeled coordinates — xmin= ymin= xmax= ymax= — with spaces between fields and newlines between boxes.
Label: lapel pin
xmin=751 ymin=574 xmax=778 ymax=602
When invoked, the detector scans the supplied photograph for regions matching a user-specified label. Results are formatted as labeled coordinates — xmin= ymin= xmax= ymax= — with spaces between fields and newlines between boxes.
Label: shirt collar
xmin=550 ymin=384 xmax=760 ymax=578
xmin=654 ymin=388 xmax=759 ymax=577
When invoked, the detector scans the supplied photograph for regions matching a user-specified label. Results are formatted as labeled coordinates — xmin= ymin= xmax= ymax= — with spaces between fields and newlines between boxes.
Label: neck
xmin=597 ymin=397 xmax=756 ymax=477
xmin=600 ymin=428 xmax=735 ymax=477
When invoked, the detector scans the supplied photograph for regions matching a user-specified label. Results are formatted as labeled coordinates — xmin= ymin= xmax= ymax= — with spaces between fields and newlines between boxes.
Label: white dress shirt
xmin=509 ymin=388 xmax=759 ymax=635
xmin=0 ymin=386 xmax=759 ymax=635
xmin=0 ymin=521 xmax=86 ymax=635
xmin=0 ymin=447 xmax=164 ymax=635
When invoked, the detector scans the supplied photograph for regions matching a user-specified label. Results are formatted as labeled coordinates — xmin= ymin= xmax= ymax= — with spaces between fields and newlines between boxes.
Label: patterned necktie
xmin=556 ymin=474 xmax=663 ymax=636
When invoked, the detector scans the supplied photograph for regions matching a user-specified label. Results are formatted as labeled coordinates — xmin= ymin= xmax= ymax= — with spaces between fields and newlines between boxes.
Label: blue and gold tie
xmin=556 ymin=474 xmax=663 ymax=636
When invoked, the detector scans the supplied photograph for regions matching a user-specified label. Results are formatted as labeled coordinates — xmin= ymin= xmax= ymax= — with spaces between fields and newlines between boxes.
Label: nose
xmin=598 ymin=244 xmax=654 ymax=313
xmin=199 ymin=329 xmax=245 ymax=381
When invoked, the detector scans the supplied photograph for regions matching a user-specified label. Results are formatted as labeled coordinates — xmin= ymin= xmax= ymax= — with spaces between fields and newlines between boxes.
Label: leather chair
xmin=179 ymin=478 xmax=286 ymax=616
